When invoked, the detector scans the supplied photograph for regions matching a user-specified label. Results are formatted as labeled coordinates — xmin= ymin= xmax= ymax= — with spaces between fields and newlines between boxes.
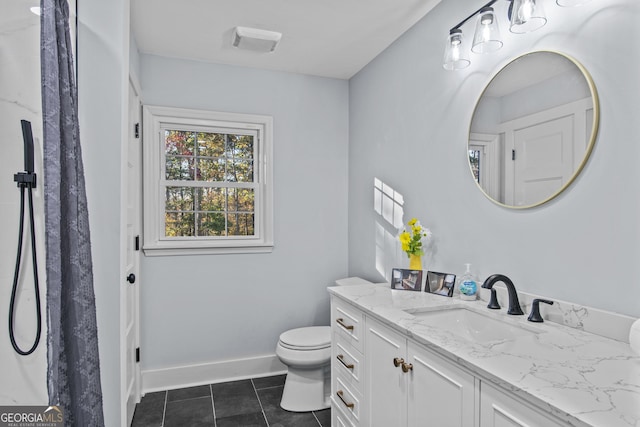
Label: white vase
xmin=630 ymin=318 xmax=640 ymax=355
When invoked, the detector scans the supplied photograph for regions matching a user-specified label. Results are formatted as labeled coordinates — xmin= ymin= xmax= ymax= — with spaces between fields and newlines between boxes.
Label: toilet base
xmin=280 ymin=365 xmax=330 ymax=412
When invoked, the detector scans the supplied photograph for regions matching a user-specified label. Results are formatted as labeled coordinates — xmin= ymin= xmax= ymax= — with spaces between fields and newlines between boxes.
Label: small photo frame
xmin=391 ymin=268 xmax=423 ymax=291
xmin=425 ymin=271 xmax=456 ymax=297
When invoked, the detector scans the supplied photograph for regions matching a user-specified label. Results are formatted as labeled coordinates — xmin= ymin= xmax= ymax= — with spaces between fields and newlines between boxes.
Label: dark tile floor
xmin=131 ymin=374 xmax=331 ymax=427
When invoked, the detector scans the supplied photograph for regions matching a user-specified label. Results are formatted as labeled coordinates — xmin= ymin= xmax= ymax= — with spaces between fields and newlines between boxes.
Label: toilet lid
xmin=279 ymin=326 xmax=331 ymax=350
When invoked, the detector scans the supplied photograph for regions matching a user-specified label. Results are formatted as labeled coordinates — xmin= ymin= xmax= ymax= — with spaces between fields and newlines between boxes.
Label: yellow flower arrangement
xmin=398 ymin=218 xmax=431 ymax=257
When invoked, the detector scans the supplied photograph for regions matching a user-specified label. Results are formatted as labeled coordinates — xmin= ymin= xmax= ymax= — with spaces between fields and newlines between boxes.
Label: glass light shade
xmin=472 ymin=7 xmax=503 ymax=54
xmin=510 ymin=0 xmax=547 ymax=33
xmin=443 ymin=29 xmax=470 ymax=71
xmin=556 ymin=0 xmax=592 ymax=6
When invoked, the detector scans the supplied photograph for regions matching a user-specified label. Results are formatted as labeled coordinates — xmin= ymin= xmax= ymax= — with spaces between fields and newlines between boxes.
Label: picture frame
xmin=425 ymin=271 xmax=456 ymax=297
xmin=391 ymin=268 xmax=423 ymax=291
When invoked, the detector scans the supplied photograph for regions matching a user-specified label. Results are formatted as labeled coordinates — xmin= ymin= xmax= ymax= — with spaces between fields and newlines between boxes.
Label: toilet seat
xmin=278 ymin=326 xmax=331 ymax=351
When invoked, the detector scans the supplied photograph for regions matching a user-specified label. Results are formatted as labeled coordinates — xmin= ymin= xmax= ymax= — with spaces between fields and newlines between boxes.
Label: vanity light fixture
xmin=443 ymin=0 xmax=566 ymax=70
xmin=443 ymin=29 xmax=471 ymax=70
xmin=472 ymin=6 xmax=503 ymax=53
xmin=509 ymin=0 xmax=547 ymax=33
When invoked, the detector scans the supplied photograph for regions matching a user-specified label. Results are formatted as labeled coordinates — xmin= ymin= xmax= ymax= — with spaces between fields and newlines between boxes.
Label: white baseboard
xmin=141 ymin=354 xmax=287 ymax=394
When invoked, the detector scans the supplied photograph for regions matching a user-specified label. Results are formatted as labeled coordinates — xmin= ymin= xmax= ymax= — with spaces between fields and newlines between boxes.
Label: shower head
xmin=21 ymin=120 xmax=34 ymax=174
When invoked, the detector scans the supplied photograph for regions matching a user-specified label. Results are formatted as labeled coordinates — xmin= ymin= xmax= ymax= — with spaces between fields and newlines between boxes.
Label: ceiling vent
xmin=232 ymin=26 xmax=282 ymax=53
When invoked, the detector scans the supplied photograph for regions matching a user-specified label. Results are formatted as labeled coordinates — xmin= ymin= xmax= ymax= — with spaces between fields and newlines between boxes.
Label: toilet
xmin=276 ymin=326 xmax=332 ymax=412
xmin=275 ymin=277 xmax=373 ymax=412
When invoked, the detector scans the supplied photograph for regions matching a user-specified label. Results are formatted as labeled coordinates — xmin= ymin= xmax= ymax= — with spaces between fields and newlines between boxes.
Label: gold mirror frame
xmin=468 ymin=50 xmax=600 ymax=209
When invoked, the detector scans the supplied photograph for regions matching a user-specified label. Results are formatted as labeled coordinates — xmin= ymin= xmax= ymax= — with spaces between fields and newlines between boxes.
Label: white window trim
xmin=142 ymin=105 xmax=273 ymax=256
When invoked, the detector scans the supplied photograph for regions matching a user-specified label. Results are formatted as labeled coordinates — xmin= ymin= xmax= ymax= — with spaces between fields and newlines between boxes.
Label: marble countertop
xmin=328 ymin=283 xmax=640 ymax=427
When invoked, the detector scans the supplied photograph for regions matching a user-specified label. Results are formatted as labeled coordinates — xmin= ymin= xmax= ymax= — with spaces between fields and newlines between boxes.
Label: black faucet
xmin=528 ymin=299 xmax=554 ymax=322
xmin=481 ymin=274 xmax=524 ymax=315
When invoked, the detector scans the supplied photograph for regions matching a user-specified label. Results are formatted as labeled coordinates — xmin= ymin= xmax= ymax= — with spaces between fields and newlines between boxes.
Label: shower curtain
xmin=41 ymin=0 xmax=105 ymax=425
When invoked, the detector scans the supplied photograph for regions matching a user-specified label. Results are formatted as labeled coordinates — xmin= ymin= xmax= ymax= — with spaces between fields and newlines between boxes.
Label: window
xmin=468 ymin=148 xmax=481 ymax=183
xmin=142 ymin=106 xmax=273 ymax=255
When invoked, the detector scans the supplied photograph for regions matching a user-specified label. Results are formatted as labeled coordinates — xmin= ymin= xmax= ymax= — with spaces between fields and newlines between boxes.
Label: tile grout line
xmin=254 ymin=384 xmax=284 ymax=391
xmin=251 ymin=378 xmax=270 ymax=427
xmin=165 ymin=395 xmax=212 ymax=404
xmin=210 ymin=384 xmax=217 ymax=427
xmin=161 ymin=391 xmax=168 ymax=427
xmin=312 ymin=411 xmax=323 ymax=427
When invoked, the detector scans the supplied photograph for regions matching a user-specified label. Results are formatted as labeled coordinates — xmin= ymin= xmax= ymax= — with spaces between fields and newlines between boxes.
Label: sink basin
xmin=405 ymin=307 xmax=541 ymax=344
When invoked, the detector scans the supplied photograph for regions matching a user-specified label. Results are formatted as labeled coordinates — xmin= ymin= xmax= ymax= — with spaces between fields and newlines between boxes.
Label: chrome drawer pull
xmin=337 ymin=354 xmax=354 ymax=370
xmin=336 ymin=318 xmax=354 ymax=331
xmin=336 ymin=390 xmax=355 ymax=409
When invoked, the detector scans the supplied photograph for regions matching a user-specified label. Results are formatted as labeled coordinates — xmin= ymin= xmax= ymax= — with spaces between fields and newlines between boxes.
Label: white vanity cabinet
xmin=330 ymin=294 xmax=572 ymax=427
xmin=329 ymin=285 xmax=638 ymax=427
xmin=480 ymin=382 xmax=566 ymax=427
xmin=365 ymin=317 xmax=477 ymax=427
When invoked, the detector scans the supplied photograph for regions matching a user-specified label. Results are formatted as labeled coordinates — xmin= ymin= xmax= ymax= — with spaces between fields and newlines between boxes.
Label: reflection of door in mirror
xmin=469 ymin=133 xmax=501 ymax=202
xmin=500 ymin=98 xmax=593 ymax=206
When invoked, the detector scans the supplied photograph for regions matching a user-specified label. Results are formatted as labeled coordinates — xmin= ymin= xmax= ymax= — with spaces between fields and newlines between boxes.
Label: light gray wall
xmin=349 ymin=0 xmax=640 ymax=317
xmin=130 ymin=32 xmax=141 ymax=84
xmin=138 ymin=54 xmax=349 ymax=370
xmin=0 ymin=1 xmax=47 ymax=405
xmin=78 ymin=0 xmax=129 ymax=425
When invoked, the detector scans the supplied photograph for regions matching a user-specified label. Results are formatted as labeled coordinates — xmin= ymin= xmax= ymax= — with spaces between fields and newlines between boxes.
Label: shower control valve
xmin=14 ymin=172 xmax=37 ymax=189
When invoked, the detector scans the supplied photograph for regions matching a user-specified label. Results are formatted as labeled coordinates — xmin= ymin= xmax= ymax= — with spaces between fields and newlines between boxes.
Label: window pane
xmin=226 ymin=160 xmax=253 ymax=182
xmin=226 ymin=135 xmax=254 ymax=159
xmin=165 ymin=130 xmax=194 ymax=156
xmin=197 ymin=132 xmax=225 ymax=157
xmin=197 ymin=158 xmax=225 ymax=181
xmin=199 ymin=188 xmax=225 ymax=211
xmin=165 ymin=212 xmax=195 ymax=237
xmin=164 ymin=187 xmax=256 ymax=238
xmin=469 ymin=149 xmax=480 ymax=183
xmin=227 ymin=213 xmax=255 ymax=236
xmin=166 ymin=156 xmax=195 ymax=180
xmin=166 ymin=187 xmax=195 ymax=211
xmin=227 ymin=188 xmax=254 ymax=212
xmin=197 ymin=212 xmax=226 ymax=236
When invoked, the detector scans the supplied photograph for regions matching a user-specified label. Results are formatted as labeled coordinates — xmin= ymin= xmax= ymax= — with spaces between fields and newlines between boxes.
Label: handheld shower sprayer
xmin=9 ymin=119 xmax=42 ymax=356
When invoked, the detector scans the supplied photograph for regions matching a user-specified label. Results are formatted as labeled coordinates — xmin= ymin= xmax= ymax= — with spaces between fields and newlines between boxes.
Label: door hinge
xmin=135 ymin=235 xmax=140 ymax=251
xmin=512 ymin=149 xmax=516 ymax=161
xmin=135 ymin=347 xmax=140 ymax=363
xmin=134 ymin=123 xmax=140 ymax=139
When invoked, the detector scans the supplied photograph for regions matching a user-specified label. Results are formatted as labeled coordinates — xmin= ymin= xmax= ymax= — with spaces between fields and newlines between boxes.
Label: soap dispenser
xmin=459 ymin=263 xmax=478 ymax=301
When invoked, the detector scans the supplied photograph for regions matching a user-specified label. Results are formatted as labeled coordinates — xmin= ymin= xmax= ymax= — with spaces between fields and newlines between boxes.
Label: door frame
xmin=121 ymin=75 xmax=142 ymax=426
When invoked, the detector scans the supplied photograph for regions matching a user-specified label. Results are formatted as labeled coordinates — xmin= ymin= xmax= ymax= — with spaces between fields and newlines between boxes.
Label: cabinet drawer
xmin=331 ymin=297 xmax=365 ymax=353
xmin=332 ymin=376 xmax=363 ymax=425
xmin=332 ymin=334 xmax=363 ymax=391
xmin=332 ymin=402 xmax=357 ymax=427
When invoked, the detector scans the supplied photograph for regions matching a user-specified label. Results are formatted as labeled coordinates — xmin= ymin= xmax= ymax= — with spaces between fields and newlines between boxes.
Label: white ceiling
xmin=130 ymin=0 xmax=442 ymax=80
xmin=484 ymin=52 xmax=578 ymax=97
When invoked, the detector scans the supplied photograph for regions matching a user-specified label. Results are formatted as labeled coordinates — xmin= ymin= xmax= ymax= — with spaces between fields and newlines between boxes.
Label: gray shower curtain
xmin=41 ymin=0 xmax=105 ymax=425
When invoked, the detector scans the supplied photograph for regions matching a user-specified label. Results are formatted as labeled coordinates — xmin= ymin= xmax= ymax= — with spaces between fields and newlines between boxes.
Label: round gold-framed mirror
xmin=468 ymin=51 xmax=599 ymax=209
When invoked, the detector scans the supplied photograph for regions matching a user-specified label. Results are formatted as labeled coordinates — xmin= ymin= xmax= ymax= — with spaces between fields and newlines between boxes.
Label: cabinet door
xmin=480 ymin=382 xmax=565 ymax=427
xmin=407 ymin=342 xmax=476 ymax=427
xmin=365 ymin=318 xmax=408 ymax=427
